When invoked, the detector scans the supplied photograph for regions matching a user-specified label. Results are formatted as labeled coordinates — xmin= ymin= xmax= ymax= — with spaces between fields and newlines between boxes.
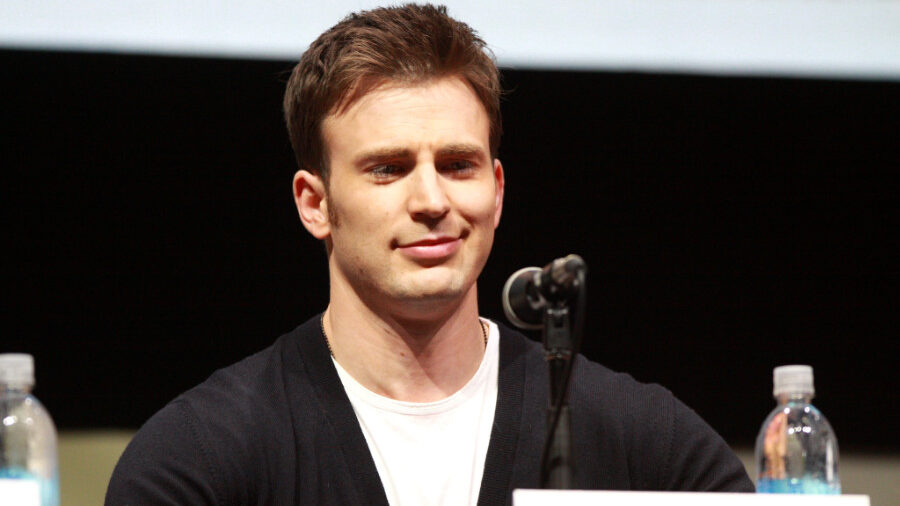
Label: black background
xmin=3 ymin=49 xmax=898 ymax=451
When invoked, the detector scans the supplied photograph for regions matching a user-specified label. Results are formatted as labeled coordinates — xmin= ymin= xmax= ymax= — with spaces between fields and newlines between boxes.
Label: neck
xmin=323 ymin=282 xmax=486 ymax=403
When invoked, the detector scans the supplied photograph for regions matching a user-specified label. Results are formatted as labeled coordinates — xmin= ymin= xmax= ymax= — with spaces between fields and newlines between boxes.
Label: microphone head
xmin=541 ymin=254 xmax=586 ymax=302
xmin=502 ymin=267 xmax=544 ymax=330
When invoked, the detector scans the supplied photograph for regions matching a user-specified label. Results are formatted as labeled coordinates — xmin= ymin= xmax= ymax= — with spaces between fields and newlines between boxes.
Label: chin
xmin=399 ymin=284 xmax=464 ymax=303
xmin=392 ymin=274 xmax=469 ymax=304
xmin=388 ymin=290 xmax=466 ymax=321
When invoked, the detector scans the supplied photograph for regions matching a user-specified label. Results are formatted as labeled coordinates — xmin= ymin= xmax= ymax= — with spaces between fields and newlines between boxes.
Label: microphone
xmin=502 ymin=254 xmax=586 ymax=329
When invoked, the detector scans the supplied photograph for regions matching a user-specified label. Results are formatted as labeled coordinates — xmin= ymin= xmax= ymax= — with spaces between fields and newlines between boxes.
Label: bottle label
xmin=0 ymin=478 xmax=40 ymax=506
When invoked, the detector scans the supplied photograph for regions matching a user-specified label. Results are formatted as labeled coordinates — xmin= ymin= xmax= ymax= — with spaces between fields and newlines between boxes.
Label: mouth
xmin=396 ymin=236 xmax=462 ymax=261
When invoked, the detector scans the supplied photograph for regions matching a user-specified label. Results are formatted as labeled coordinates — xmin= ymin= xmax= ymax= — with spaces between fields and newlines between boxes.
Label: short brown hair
xmin=283 ymin=3 xmax=502 ymax=181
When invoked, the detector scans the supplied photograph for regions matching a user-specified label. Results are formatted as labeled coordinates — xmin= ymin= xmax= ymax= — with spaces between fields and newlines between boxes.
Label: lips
xmin=397 ymin=236 xmax=462 ymax=261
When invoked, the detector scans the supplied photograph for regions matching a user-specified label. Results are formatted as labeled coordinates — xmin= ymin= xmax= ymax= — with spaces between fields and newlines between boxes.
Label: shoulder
xmin=165 ymin=316 xmax=329 ymax=439
xmin=106 ymin=325 xmax=314 ymax=505
xmin=495 ymin=320 xmax=661 ymax=409
xmin=178 ymin=336 xmax=292 ymax=426
xmin=574 ymin=356 xmax=753 ymax=491
xmin=495 ymin=322 xmax=752 ymax=492
xmin=571 ymin=354 xmax=675 ymax=423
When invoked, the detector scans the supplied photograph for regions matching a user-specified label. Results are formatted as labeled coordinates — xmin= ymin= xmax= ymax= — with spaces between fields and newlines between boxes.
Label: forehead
xmin=321 ymin=76 xmax=491 ymax=165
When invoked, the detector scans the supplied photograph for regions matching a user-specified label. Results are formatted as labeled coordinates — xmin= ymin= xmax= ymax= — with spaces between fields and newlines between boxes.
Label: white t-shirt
xmin=332 ymin=319 xmax=500 ymax=506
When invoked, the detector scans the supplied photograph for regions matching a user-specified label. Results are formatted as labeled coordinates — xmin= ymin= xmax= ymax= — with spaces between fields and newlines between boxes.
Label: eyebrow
xmin=436 ymin=143 xmax=488 ymax=160
xmin=353 ymin=143 xmax=487 ymax=167
xmin=354 ymin=147 xmax=413 ymax=167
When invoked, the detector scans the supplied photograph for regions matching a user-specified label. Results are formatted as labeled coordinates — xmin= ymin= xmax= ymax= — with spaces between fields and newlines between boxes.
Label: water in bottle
xmin=0 ymin=353 xmax=59 ymax=506
xmin=755 ymin=364 xmax=840 ymax=494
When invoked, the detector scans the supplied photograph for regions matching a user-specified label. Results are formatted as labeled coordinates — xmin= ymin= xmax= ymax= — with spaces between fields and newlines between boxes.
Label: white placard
xmin=513 ymin=489 xmax=871 ymax=506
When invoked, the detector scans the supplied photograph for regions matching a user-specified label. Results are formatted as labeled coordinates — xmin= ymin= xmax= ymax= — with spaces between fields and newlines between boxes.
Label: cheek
xmin=457 ymin=189 xmax=498 ymax=222
xmin=330 ymin=193 xmax=394 ymax=241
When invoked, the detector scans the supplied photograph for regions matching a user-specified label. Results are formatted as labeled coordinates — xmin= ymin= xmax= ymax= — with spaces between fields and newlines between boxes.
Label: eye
xmin=442 ymin=160 xmax=476 ymax=175
xmin=369 ymin=164 xmax=405 ymax=179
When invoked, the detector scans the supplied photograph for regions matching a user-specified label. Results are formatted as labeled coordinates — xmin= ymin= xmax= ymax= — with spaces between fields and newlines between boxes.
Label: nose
xmin=407 ymin=165 xmax=450 ymax=221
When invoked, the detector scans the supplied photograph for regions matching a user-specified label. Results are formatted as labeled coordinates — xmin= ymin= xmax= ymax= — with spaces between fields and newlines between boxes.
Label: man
xmin=106 ymin=4 xmax=753 ymax=505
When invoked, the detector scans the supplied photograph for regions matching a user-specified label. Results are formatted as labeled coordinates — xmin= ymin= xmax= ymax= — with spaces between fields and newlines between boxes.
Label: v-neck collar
xmin=289 ymin=314 xmax=531 ymax=506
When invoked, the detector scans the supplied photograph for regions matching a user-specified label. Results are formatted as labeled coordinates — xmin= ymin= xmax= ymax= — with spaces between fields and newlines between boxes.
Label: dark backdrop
xmin=3 ymin=50 xmax=898 ymax=450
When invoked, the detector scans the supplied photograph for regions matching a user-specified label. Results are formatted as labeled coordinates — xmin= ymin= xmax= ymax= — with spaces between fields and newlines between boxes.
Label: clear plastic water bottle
xmin=755 ymin=364 xmax=840 ymax=494
xmin=0 ymin=353 xmax=59 ymax=506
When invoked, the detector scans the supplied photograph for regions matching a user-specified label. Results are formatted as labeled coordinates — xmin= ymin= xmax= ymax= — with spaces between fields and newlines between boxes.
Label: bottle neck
xmin=776 ymin=392 xmax=813 ymax=405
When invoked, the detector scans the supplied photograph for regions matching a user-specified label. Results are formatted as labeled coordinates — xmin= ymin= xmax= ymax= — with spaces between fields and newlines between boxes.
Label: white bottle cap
xmin=773 ymin=364 xmax=814 ymax=397
xmin=0 ymin=353 xmax=35 ymax=387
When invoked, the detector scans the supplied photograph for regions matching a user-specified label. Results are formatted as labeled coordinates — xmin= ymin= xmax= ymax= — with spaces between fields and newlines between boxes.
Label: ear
xmin=293 ymin=170 xmax=331 ymax=239
xmin=492 ymin=159 xmax=505 ymax=229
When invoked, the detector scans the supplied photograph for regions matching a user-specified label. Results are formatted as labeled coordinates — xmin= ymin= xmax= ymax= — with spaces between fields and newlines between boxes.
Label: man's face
xmin=318 ymin=76 xmax=504 ymax=315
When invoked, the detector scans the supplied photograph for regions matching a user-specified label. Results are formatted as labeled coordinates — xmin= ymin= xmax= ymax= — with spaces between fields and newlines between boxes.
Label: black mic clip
xmin=502 ymin=254 xmax=586 ymax=330
xmin=538 ymin=255 xmax=585 ymax=303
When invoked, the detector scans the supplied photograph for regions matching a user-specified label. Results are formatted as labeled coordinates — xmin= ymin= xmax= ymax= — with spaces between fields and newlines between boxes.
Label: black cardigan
xmin=106 ymin=316 xmax=753 ymax=505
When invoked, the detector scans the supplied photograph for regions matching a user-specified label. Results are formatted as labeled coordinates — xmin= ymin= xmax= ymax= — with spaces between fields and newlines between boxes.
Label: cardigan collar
xmin=289 ymin=313 xmax=531 ymax=506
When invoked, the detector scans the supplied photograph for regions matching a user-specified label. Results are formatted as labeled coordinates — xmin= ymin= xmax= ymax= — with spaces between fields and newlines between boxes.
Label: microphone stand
xmin=541 ymin=305 xmax=574 ymax=489
xmin=539 ymin=267 xmax=586 ymax=489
